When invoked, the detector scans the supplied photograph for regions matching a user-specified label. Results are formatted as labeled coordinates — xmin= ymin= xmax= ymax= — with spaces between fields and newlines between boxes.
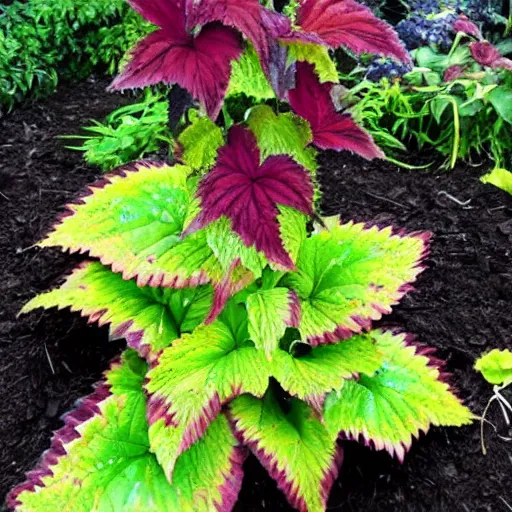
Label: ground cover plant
xmin=0 ymin=0 xmax=152 ymax=113
xmin=7 ymin=1 xmax=474 ymax=511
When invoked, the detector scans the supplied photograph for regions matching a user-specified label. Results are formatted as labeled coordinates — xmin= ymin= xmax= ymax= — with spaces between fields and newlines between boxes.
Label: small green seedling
xmin=475 ymin=348 xmax=512 ymax=454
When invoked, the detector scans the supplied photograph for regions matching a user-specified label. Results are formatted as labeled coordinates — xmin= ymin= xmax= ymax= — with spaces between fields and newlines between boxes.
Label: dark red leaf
xmin=127 ymin=0 xmax=188 ymax=38
xmin=443 ymin=65 xmax=465 ymax=82
xmin=110 ymin=23 xmax=242 ymax=119
xmin=295 ymin=0 xmax=410 ymax=63
xmin=289 ymin=62 xmax=384 ymax=159
xmin=195 ymin=126 xmax=314 ymax=269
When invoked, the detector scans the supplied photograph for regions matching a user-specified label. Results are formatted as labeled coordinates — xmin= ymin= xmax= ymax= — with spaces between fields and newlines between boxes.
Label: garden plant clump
xmin=7 ymin=1 xmax=474 ymax=511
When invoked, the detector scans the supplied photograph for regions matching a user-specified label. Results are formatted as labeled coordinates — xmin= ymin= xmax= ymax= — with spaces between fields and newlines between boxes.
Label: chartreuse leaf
xmin=480 ymin=168 xmax=512 ymax=195
xmin=21 ymin=262 xmax=212 ymax=360
xmin=271 ymin=333 xmax=385 ymax=402
xmin=41 ymin=162 xmax=224 ymax=288
xmin=178 ymin=112 xmax=224 ymax=172
xmin=247 ymin=105 xmax=318 ymax=172
xmin=230 ymin=390 xmax=342 ymax=512
xmin=475 ymin=349 xmax=512 ymax=386
xmin=9 ymin=350 xmax=245 ymax=512
xmin=228 ymin=43 xmax=275 ymax=101
xmin=145 ymin=315 xmax=271 ymax=481
xmin=323 ymin=330 xmax=474 ymax=462
xmin=282 ymin=222 xmax=429 ymax=345
xmin=278 ymin=205 xmax=308 ymax=265
xmin=247 ymin=288 xmax=300 ymax=359
xmin=287 ymin=42 xmax=339 ymax=83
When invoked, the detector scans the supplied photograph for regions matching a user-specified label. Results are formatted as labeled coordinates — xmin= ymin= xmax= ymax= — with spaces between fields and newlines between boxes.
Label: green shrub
xmin=0 ymin=0 xmax=151 ymax=114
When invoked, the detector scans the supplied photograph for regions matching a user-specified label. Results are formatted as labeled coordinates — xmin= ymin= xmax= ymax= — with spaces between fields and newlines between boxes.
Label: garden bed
xmin=0 ymin=77 xmax=511 ymax=511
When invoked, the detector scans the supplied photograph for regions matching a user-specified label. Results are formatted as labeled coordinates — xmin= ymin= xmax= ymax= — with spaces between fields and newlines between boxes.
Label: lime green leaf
xmin=40 ymin=162 xmax=224 ymax=288
xmin=480 ymin=168 xmax=512 ymax=195
xmin=287 ymin=42 xmax=339 ymax=83
xmin=247 ymin=288 xmax=300 ymax=358
xmin=228 ymin=44 xmax=275 ymax=101
xmin=21 ymin=262 xmax=212 ymax=359
xmin=247 ymin=105 xmax=318 ymax=172
xmin=145 ymin=320 xmax=270 ymax=480
xmin=178 ymin=113 xmax=224 ymax=172
xmin=323 ymin=330 xmax=474 ymax=461
xmin=488 ymin=86 xmax=512 ymax=124
xmin=282 ymin=222 xmax=430 ymax=345
xmin=230 ymin=390 xmax=342 ymax=512
xmin=9 ymin=350 xmax=245 ymax=512
xmin=475 ymin=349 xmax=512 ymax=386
xmin=271 ymin=333 xmax=384 ymax=402
xmin=278 ymin=205 xmax=308 ymax=265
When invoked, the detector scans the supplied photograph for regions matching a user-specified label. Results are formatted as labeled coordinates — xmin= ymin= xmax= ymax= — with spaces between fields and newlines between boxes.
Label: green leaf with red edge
xmin=40 ymin=162 xmax=223 ymax=288
xmin=323 ymin=330 xmax=474 ymax=461
xmin=8 ymin=349 xmax=246 ymax=512
xmin=229 ymin=389 xmax=342 ymax=512
xmin=21 ymin=262 xmax=213 ymax=360
xmin=246 ymin=287 xmax=301 ymax=359
xmin=286 ymin=42 xmax=339 ymax=83
xmin=281 ymin=221 xmax=430 ymax=346
xmin=270 ymin=333 xmax=385 ymax=404
xmin=247 ymin=105 xmax=318 ymax=172
xmin=145 ymin=315 xmax=271 ymax=481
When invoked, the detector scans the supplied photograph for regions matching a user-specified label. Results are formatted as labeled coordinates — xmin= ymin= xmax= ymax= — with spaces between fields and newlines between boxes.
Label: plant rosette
xmin=8 ymin=1 xmax=473 ymax=511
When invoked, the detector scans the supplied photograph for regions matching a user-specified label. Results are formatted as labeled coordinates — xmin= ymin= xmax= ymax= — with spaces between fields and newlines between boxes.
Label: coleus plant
xmin=8 ymin=1 xmax=473 ymax=511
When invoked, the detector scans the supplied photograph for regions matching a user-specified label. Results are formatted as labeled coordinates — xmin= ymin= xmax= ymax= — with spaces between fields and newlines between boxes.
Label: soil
xmin=1 ymin=77 xmax=511 ymax=512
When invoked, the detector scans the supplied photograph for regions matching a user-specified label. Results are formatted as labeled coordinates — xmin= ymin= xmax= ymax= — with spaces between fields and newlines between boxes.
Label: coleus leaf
xmin=475 ymin=348 xmax=512 ymax=387
xmin=289 ymin=62 xmax=384 ymax=158
xmin=247 ymin=104 xmax=318 ymax=172
xmin=453 ymin=16 xmax=482 ymax=39
xmin=8 ymin=350 xmax=246 ymax=512
xmin=271 ymin=333 xmax=385 ymax=404
xmin=470 ymin=41 xmax=512 ymax=71
xmin=290 ymin=0 xmax=410 ymax=63
xmin=286 ymin=42 xmax=339 ymax=83
xmin=145 ymin=317 xmax=270 ymax=481
xmin=40 ymin=162 xmax=218 ymax=288
xmin=323 ymin=330 xmax=474 ymax=461
xmin=246 ymin=287 xmax=301 ymax=359
xmin=177 ymin=112 xmax=225 ymax=172
xmin=192 ymin=125 xmax=314 ymax=269
xmin=21 ymin=262 xmax=212 ymax=361
xmin=281 ymin=221 xmax=430 ymax=345
xmin=110 ymin=0 xmax=242 ymax=119
xmin=229 ymin=390 xmax=343 ymax=512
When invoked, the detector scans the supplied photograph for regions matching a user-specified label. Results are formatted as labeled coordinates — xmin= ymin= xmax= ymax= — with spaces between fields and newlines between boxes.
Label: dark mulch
xmin=0 ymin=77 xmax=511 ymax=512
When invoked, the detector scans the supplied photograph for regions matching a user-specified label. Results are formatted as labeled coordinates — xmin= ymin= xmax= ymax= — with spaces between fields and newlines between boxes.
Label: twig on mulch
xmin=438 ymin=190 xmax=472 ymax=207
xmin=363 ymin=191 xmax=408 ymax=209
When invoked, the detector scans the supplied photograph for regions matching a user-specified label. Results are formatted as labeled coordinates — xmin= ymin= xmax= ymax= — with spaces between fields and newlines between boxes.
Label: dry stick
xmin=0 ymin=190 xmax=10 ymax=200
xmin=44 ymin=343 xmax=56 ymax=375
xmin=437 ymin=190 xmax=472 ymax=206
xmin=500 ymin=497 xmax=512 ymax=512
xmin=363 ymin=191 xmax=408 ymax=209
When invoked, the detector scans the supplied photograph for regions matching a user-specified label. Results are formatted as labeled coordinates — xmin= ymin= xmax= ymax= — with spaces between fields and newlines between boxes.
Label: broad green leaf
xmin=247 ymin=288 xmax=300 ymax=358
xmin=287 ymin=42 xmax=339 ymax=83
xmin=228 ymin=43 xmax=275 ymax=101
xmin=10 ymin=350 xmax=244 ymax=512
xmin=21 ymin=262 xmax=212 ymax=359
xmin=278 ymin=205 xmax=308 ymax=265
xmin=282 ymin=222 xmax=429 ymax=345
xmin=178 ymin=113 xmax=224 ymax=172
xmin=488 ymin=86 xmax=512 ymax=124
xmin=475 ymin=349 xmax=512 ymax=386
xmin=145 ymin=321 xmax=271 ymax=480
xmin=40 ymin=162 xmax=224 ymax=288
xmin=271 ymin=333 xmax=385 ymax=402
xmin=481 ymin=168 xmax=512 ymax=195
xmin=247 ymin=105 xmax=318 ymax=172
xmin=323 ymin=330 xmax=474 ymax=461
xmin=230 ymin=391 xmax=342 ymax=512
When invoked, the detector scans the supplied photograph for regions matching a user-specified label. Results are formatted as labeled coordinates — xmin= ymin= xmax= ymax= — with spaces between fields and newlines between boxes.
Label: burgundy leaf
xmin=295 ymin=0 xmax=410 ymax=63
xmin=443 ymin=65 xmax=465 ymax=82
xmin=453 ymin=15 xmax=482 ymax=39
xmin=127 ymin=0 xmax=188 ymax=37
xmin=194 ymin=125 xmax=314 ymax=269
xmin=110 ymin=18 xmax=242 ymax=120
xmin=470 ymin=41 xmax=512 ymax=71
xmin=289 ymin=62 xmax=384 ymax=159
